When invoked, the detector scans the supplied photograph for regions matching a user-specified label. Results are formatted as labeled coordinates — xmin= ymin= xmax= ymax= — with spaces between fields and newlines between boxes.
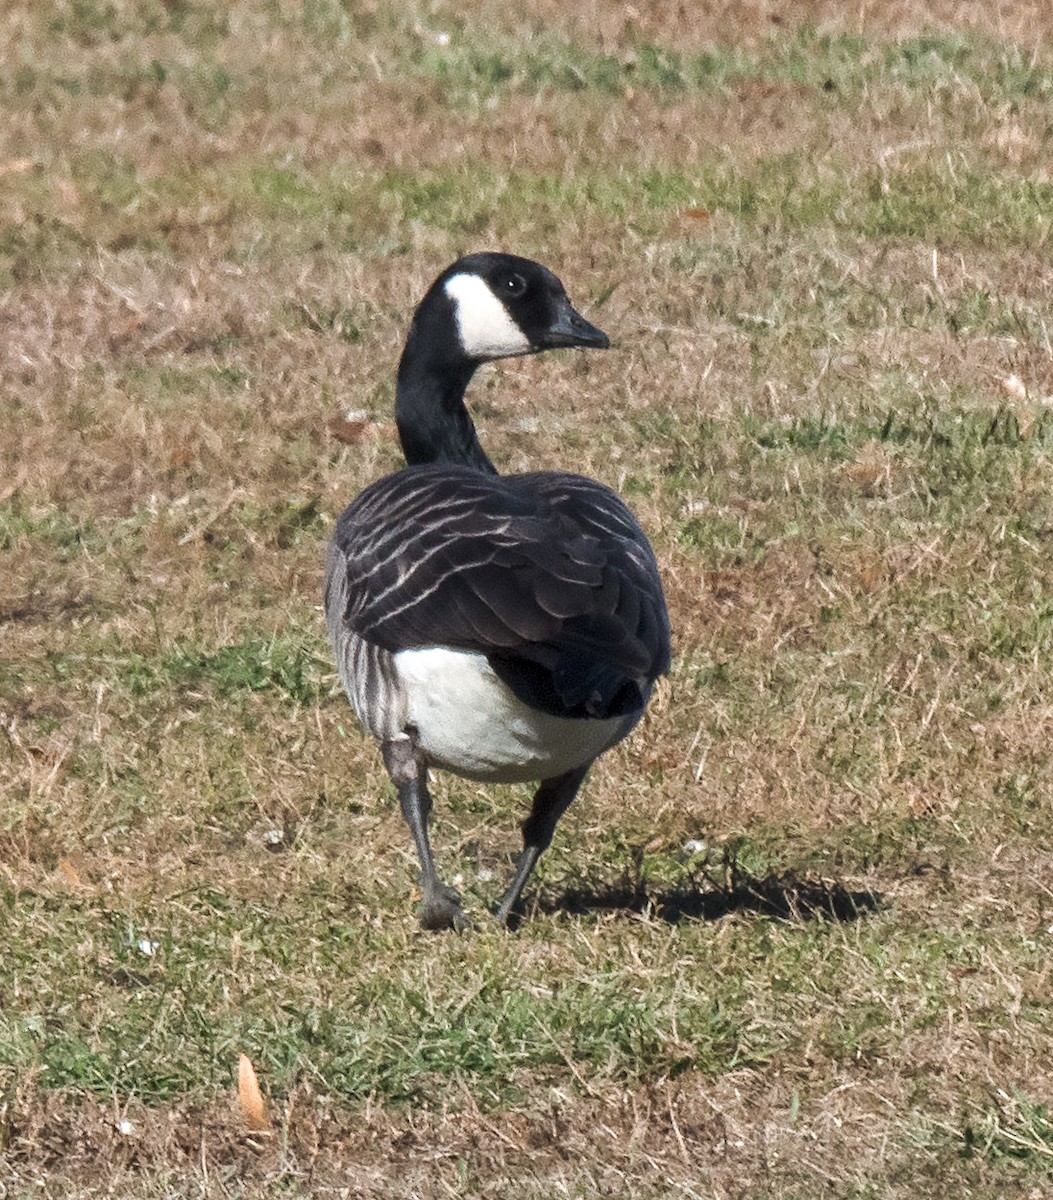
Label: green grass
xmin=417 ymin=25 xmax=1053 ymax=105
xmin=7 ymin=156 xmax=1051 ymax=279
xmin=0 ymin=885 xmax=1024 ymax=1103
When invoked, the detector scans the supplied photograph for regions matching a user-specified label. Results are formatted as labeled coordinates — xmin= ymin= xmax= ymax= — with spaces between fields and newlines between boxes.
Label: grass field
xmin=2 ymin=1 xmax=1053 ymax=1195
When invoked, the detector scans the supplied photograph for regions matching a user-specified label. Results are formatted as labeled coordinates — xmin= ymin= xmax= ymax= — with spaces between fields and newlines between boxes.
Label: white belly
xmin=395 ymin=647 xmax=637 ymax=783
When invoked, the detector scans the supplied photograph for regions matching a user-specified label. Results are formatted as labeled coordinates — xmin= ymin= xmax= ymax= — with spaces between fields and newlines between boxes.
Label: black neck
xmin=394 ymin=315 xmax=499 ymax=475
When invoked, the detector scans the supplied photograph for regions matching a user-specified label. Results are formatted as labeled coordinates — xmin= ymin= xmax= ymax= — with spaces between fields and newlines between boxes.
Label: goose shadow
xmin=532 ymin=868 xmax=882 ymax=925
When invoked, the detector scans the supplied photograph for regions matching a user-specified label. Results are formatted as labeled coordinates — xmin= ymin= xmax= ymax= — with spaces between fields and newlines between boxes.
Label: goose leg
xmin=382 ymin=737 xmax=464 ymax=930
xmin=494 ymin=763 xmax=591 ymax=926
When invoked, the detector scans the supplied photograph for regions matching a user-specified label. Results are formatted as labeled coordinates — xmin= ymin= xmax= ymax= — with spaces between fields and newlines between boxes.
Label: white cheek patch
xmin=444 ymin=273 xmax=532 ymax=359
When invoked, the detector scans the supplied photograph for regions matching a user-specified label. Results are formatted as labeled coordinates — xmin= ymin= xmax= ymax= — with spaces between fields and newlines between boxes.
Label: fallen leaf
xmin=58 ymin=857 xmax=86 ymax=890
xmin=237 ymin=1054 xmax=271 ymax=1131
xmin=167 ymin=445 xmax=196 ymax=471
xmin=327 ymin=416 xmax=397 ymax=445
xmin=327 ymin=416 xmax=369 ymax=445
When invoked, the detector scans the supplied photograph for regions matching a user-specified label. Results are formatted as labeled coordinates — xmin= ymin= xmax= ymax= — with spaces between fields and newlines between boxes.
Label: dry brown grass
xmin=3 ymin=1 xmax=1053 ymax=1197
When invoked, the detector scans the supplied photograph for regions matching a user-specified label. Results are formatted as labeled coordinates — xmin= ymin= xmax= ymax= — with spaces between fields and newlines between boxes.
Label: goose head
xmin=415 ymin=252 xmax=609 ymax=364
xmin=395 ymin=253 xmax=608 ymax=471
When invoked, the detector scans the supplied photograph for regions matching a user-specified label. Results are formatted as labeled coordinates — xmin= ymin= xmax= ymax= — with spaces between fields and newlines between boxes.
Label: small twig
xmin=177 ymin=489 xmax=244 ymax=545
xmin=536 ymin=1022 xmax=600 ymax=1097
xmin=667 ymin=1096 xmax=691 ymax=1166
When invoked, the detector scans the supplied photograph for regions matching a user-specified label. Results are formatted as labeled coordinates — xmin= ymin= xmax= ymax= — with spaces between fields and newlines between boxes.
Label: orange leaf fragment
xmin=327 ymin=416 xmax=369 ymax=445
xmin=327 ymin=416 xmax=398 ymax=445
xmin=58 ymin=857 xmax=85 ymax=890
xmin=237 ymin=1054 xmax=271 ymax=1131
xmin=167 ymin=444 xmax=196 ymax=471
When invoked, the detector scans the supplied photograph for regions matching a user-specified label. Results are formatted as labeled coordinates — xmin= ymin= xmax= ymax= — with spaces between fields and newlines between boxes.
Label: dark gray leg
xmin=382 ymin=737 xmax=464 ymax=931
xmin=493 ymin=763 xmax=591 ymax=926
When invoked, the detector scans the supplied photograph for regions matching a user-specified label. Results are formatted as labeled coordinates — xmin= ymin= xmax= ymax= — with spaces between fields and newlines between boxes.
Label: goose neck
xmin=395 ymin=344 xmax=498 ymax=474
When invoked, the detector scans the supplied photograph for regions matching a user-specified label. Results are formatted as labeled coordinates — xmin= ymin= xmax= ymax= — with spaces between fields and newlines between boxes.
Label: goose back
xmin=324 ymin=463 xmax=669 ymax=724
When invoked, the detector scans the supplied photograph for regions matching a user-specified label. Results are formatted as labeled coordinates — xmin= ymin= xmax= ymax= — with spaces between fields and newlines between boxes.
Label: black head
xmin=426 ymin=252 xmax=609 ymax=362
xmin=395 ymin=254 xmax=610 ymax=471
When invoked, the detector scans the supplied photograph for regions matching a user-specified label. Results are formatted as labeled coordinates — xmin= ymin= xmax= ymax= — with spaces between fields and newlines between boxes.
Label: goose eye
xmin=503 ymin=273 xmax=527 ymax=299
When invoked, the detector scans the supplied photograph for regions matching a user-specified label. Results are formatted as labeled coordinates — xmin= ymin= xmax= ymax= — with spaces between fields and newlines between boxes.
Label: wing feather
xmin=326 ymin=463 xmax=670 ymax=718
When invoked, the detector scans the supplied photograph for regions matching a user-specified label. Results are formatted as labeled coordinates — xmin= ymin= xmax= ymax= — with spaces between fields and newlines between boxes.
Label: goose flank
xmin=323 ymin=252 xmax=670 ymax=929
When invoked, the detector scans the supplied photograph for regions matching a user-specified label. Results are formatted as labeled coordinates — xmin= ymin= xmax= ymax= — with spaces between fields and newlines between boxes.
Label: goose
xmin=323 ymin=252 xmax=670 ymax=929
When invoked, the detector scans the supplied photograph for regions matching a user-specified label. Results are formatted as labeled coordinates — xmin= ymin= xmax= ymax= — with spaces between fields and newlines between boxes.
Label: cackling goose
xmin=324 ymin=252 xmax=670 ymax=929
